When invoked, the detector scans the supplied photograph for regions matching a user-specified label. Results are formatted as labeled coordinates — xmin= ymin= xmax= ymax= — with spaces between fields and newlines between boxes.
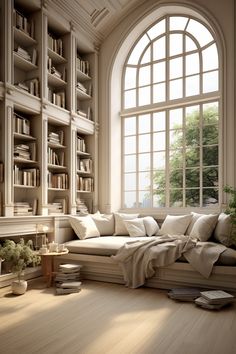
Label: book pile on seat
xmin=168 ymin=288 xmax=201 ymax=302
xmin=55 ymin=264 xmax=82 ymax=295
xmin=195 ymin=290 xmax=235 ymax=310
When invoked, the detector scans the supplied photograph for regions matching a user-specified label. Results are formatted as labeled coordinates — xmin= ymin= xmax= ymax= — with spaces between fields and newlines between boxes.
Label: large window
xmin=122 ymin=15 xmax=220 ymax=209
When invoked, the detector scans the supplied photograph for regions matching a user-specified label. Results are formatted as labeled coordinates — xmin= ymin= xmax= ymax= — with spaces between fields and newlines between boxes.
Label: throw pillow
xmin=185 ymin=212 xmax=203 ymax=235
xmin=68 ymin=215 xmax=100 ymax=240
xmin=91 ymin=212 xmax=115 ymax=236
xmin=189 ymin=214 xmax=219 ymax=241
xmin=124 ymin=218 xmax=146 ymax=237
xmin=214 ymin=213 xmax=233 ymax=246
xmin=143 ymin=216 xmax=159 ymax=236
xmin=159 ymin=214 xmax=192 ymax=235
xmin=114 ymin=213 xmax=139 ymax=235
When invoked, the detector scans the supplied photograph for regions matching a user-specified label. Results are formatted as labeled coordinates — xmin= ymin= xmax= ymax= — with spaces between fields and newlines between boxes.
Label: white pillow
xmin=190 ymin=214 xmax=219 ymax=241
xmin=143 ymin=216 xmax=159 ymax=236
xmin=185 ymin=212 xmax=203 ymax=235
xmin=91 ymin=212 xmax=115 ymax=236
xmin=159 ymin=214 xmax=192 ymax=235
xmin=114 ymin=213 xmax=139 ymax=235
xmin=124 ymin=218 xmax=146 ymax=237
xmin=214 ymin=213 xmax=233 ymax=246
xmin=68 ymin=215 xmax=100 ymax=240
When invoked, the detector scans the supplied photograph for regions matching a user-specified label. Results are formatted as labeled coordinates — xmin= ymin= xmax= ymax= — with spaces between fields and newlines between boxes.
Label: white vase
xmin=11 ymin=280 xmax=28 ymax=295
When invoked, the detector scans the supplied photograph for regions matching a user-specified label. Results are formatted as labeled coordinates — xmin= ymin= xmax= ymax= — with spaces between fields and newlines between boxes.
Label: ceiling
xmin=49 ymin=0 xmax=146 ymax=44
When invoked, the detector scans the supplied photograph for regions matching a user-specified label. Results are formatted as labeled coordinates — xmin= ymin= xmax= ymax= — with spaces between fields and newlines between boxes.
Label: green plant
xmin=223 ymin=185 xmax=236 ymax=241
xmin=0 ymin=239 xmax=41 ymax=281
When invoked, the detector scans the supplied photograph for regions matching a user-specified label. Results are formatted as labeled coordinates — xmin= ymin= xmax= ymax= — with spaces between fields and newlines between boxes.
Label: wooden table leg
xmin=41 ymin=255 xmax=53 ymax=287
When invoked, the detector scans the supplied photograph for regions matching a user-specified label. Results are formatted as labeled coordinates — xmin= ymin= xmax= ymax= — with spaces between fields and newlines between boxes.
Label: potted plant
xmin=0 ymin=238 xmax=40 ymax=295
xmin=223 ymin=185 xmax=236 ymax=243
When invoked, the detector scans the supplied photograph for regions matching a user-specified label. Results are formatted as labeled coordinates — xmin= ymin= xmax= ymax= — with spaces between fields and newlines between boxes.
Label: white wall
xmin=98 ymin=0 xmax=235 ymax=213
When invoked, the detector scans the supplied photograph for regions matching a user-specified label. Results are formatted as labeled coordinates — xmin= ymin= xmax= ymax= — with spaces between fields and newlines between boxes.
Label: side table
xmin=40 ymin=250 xmax=69 ymax=287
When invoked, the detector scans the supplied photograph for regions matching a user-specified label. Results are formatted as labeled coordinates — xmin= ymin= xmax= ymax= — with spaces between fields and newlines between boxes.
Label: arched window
xmin=121 ymin=15 xmax=220 ymax=209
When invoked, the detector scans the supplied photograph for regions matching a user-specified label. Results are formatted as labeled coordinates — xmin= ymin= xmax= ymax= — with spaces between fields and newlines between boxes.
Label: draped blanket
xmin=111 ymin=235 xmax=226 ymax=288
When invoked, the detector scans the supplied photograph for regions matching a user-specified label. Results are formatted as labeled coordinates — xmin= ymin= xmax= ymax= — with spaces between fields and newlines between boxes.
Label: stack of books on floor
xmin=168 ymin=288 xmax=201 ymax=302
xmin=55 ymin=264 xmax=82 ymax=295
xmin=195 ymin=290 xmax=235 ymax=310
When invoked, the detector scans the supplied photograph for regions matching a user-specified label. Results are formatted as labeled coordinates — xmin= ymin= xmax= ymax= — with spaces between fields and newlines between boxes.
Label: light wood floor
xmin=0 ymin=278 xmax=236 ymax=354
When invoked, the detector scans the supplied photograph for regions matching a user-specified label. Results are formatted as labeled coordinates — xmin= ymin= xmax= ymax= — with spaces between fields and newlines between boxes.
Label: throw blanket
xmin=111 ymin=235 xmax=226 ymax=288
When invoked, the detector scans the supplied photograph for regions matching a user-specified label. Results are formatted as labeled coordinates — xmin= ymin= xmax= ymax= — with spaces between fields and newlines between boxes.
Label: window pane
xmin=139 ymin=86 xmax=150 ymax=105
xmin=153 ymin=111 xmax=166 ymax=131
xmin=185 ymin=75 xmax=200 ymax=96
xmin=186 ymin=168 xmax=200 ymax=188
xmin=186 ymin=189 xmax=200 ymax=207
xmin=139 ymin=114 xmax=150 ymax=133
xmin=124 ymin=173 xmax=136 ymax=190
xmin=202 ymin=44 xmax=218 ymax=71
xmin=169 ymin=130 xmax=183 ymax=147
xmin=153 ymin=36 xmax=166 ymax=60
xmin=186 ymin=148 xmax=200 ymax=166
xmin=203 ymin=146 xmax=218 ymax=166
xmin=125 ymin=67 xmax=137 ymax=89
xmin=203 ymin=167 xmax=218 ymax=187
xmin=124 ymin=90 xmax=136 ymax=108
xmin=139 ymin=65 xmax=151 ymax=86
xmin=128 ymin=34 xmax=150 ymax=64
xmin=170 ymin=189 xmax=183 ymax=207
xmin=169 ymin=34 xmax=183 ymax=56
xmin=124 ymin=116 xmax=136 ymax=136
xmin=186 ymin=53 xmax=199 ymax=75
xmin=169 ymin=57 xmax=183 ymax=79
xmin=203 ymin=71 xmax=219 ymax=93
xmin=203 ymin=102 xmax=219 ymax=123
xmin=185 ymin=106 xmax=200 ymax=146
xmin=169 ymin=108 xmax=183 ymax=129
xmin=153 ymin=151 xmax=165 ymax=169
xmin=139 ymin=191 xmax=151 ymax=208
xmin=170 ymin=169 xmax=183 ymax=188
xmin=124 ymin=136 xmax=136 ymax=154
xmin=169 ymin=16 xmax=188 ymax=30
xmin=186 ymin=19 xmax=213 ymax=47
xmin=153 ymin=62 xmax=166 ymax=83
xmin=139 ymin=134 xmax=150 ymax=152
xmin=169 ymin=149 xmax=183 ymax=168
xmin=124 ymin=155 xmax=136 ymax=172
xmin=139 ymin=153 xmax=150 ymax=171
xmin=203 ymin=125 xmax=218 ymax=145
xmin=169 ymin=79 xmax=183 ymax=99
xmin=203 ymin=188 xmax=218 ymax=206
xmin=153 ymin=132 xmax=165 ymax=151
xmin=147 ymin=19 xmax=166 ymax=40
xmin=153 ymin=171 xmax=165 ymax=189
xmin=124 ymin=192 xmax=136 ymax=208
xmin=141 ymin=47 xmax=151 ymax=64
xmin=185 ymin=35 xmax=197 ymax=52
xmin=153 ymin=83 xmax=166 ymax=103
xmin=139 ymin=171 xmax=150 ymax=189
xmin=153 ymin=192 xmax=165 ymax=207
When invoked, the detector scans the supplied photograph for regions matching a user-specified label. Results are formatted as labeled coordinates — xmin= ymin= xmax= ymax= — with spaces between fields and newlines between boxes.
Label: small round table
xmin=40 ymin=250 xmax=69 ymax=287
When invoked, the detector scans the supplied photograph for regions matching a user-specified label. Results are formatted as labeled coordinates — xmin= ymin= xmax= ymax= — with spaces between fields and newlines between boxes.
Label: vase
xmin=11 ymin=280 xmax=28 ymax=295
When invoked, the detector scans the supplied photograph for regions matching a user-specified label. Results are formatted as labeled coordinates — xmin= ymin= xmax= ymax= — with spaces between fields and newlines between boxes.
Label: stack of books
xmin=55 ymin=264 xmax=82 ymax=295
xmin=195 ymin=290 xmax=235 ymax=310
xmin=48 ymin=131 xmax=64 ymax=145
xmin=168 ymin=288 xmax=201 ymax=302
xmin=14 ymin=46 xmax=31 ymax=61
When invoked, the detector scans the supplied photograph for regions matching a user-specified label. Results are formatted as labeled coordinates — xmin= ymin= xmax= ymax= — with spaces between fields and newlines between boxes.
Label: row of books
xmin=48 ymin=131 xmax=64 ymax=145
xmin=14 ymin=166 xmax=40 ymax=187
xmin=48 ymin=172 xmax=69 ymax=189
xmin=16 ymin=78 xmax=39 ymax=97
xmin=55 ymin=264 xmax=82 ymax=295
xmin=13 ymin=9 xmax=34 ymax=38
xmin=48 ymin=88 xmax=66 ymax=108
xmin=14 ymin=200 xmax=37 ymax=216
xmin=14 ymin=142 xmax=36 ymax=161
xmin=77 ymin=56 xmax=90 ymax=76
xmin=77 ymin=137 xmax=87 ymax=152
xmin=47 ymin=198 xmax=67 ymax=215
xmin=78 ymin=158 xmax=92 ymax=173
xmin=13 ymin=113 xmax=31 ymax=136
xmin=14 ymin=46 xmax=37 ymax=66
xmin=77 ymin=176 xmax=93 ymax=192
xmin=48 ymin=33 xmax=63 ymax=57
xmin=48 ymin=148 xmax=65 ymax=166
xmin=77 ymin=107 xmax=92 ymax=121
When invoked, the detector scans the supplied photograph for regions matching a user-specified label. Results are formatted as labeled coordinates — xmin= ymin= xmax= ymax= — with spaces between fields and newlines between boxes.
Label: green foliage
xmin=223 ymin=185 xmax=236 ymax=241
xmin=0 ymin=239 xmax=41 ymax=280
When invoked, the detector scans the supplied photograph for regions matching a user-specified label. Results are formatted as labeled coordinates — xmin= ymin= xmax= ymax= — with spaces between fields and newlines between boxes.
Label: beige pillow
xmin=159 ymin=214 xmax=192 ymax=235
xmin=190 ymin=214 xmax=219 ymax=241
xmin=143 ymin=216 xmax=159 ymax=236
xmin=124 ymin=218 xmax=146 ymax=237
xmin=91 ymin=213 xmax=115 ymax=236
xmin=186 ymin=212 xmax=203 ymax=235
xmin=114 ymin=213 xmax=139 ymax=235
xmin=214 ymin=213 xmax=233 ymax=246
xmin=68 ymin=215 xmax=100 ymax=240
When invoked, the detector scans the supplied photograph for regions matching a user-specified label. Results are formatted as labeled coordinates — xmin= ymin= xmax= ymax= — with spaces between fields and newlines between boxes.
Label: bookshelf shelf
xmin=77 ymin=69 xmax=91 ymax=82
xmin=77 ymin=151 xmax=90 ymax=156
xmin=48 ymin=72 xmax=67 ymax=87
xmin=48 ymin=142 xmax=66 ymax=149
xmin=76 ymin=88 xmax=91 ymax=100
xmin=14 ymin=52 xmax=37 ymax=71
xmin=13 ymin=27 xmax=37 ymax=47
xmin=76 ymin=190 xmax=93 ymax=193
xmin=48 ymin=164 xmax=67 ymax=170
xmin=48 ymin=48 xmax=67 ymax=65
xmin=14 ymin=158 xmax=37 ymax=164
xmin=14 ymin=133 xmax=36 ymax=141
xmin=14 ymin=184 xmax=38 ymax=189
xmin=48 ymin=188 xmax=67 ymax=191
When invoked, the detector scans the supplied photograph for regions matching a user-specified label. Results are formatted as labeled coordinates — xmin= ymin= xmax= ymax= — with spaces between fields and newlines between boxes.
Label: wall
xmin=98 ymin=0 xmax=235 ymax=213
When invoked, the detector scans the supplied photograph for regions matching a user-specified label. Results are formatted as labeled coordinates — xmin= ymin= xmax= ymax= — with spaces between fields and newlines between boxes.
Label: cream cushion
xmin=124 ymin=218 xmax=146 ymax=237
xmin=143 ymin=216 xmax=159 ymax=236
xmin=159 ymin=214 xmax=192 ymax=235
xmin=190 ymin=214 xmax=219 ymax=241
xmin=214 ymin=213 xmax=233 ymax=246
xmin=114 ymin=213 xmax=139 ymax=235
xmin=69 ymin=215 xmax=100 ymax=240
xmin=186 ymin=212 xmax=203 ymax=235
xmin=91 ymin=213 xmax=115 ymax=236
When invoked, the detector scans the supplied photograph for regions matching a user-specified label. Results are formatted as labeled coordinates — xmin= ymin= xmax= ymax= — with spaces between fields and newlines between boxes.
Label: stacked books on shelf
xmin=48 ymin=33 xmax=63 ymax=56
xmin=14 ymin=200 xmax=37 ymax=216
xmin=13 ymin=9 xmax=34 ymax=38
xmin=77 ymin=176 xmax=93 ymax=192
xmin=48 ymin=148 xmax=65 ymax=166
xmin=78 ymin=158 xmax=92 ymax=173
xmin=48 ymin=58 xmax=66 ymax=81
xmin=77 ymin=82 xmax=91 ymax=96
xmin=168 ymin=288 xmax=201 ymax=302
xmin=14 ymin=142 xmax=36 ymax=161
xmin=48 ymin=88 xmax=66 ymax=108
xmin=48 ymin=172 xmax=68 ymax=189
xmin=14 ymin=166 xmax=40 ymax=187
xmin=48 ymin=131 xmax=64 ymax=145
xmin=76 ymin=197 xmax=89 ymax=214
xmin=47 ymin=198 xmax=67 ymax=215
xmin=15 ymin=78 xmax=39 ymax=97
xmin=77 ymin=56 xmax=90 ymax=76
xmin=13 ymin=113 xmax=30 ymax=135
xmin=55 ymin=263 xmax=82 ymax=294
xmin=14 ymin=46 xmax=31 ymax=61
xmin=77 ymin=136 xmax=86 ymax=152
xmin=195 ymin=290 xmax=235 ymax=310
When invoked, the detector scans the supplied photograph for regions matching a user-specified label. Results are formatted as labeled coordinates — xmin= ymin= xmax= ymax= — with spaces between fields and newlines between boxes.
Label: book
xmin=168 ymin=288 xmax=201 ymax=302
xmin=59 ymin=264 xmax=82 ymax=273
xmin=200 ymin=290 xmax=234 ymax=304
xmin=195 ymin=296 xmax=232 ymax=310
xmin=56 ymin=288 xmax=81 ymax=295
xmin=59 ymin=281 xmax=82 ymax=289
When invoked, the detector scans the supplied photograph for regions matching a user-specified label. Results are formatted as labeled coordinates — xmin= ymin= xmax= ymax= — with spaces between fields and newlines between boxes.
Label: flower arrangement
xmin=0 ymin=238 xmax=41 ymax=281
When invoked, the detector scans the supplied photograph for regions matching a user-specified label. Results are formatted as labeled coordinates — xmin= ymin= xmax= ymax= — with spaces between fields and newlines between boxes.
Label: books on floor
xmin=55 ymin=264 xmax=82 ymax=295
xmin=194 ymin=290 xmax=235 ymax=310
xmin=168 ymin=288 xmax=201 ymax=302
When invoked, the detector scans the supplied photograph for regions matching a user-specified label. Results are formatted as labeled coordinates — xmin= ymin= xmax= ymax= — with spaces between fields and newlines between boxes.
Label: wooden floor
xmin=0 ymin=278 xmax=236 ymax=354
